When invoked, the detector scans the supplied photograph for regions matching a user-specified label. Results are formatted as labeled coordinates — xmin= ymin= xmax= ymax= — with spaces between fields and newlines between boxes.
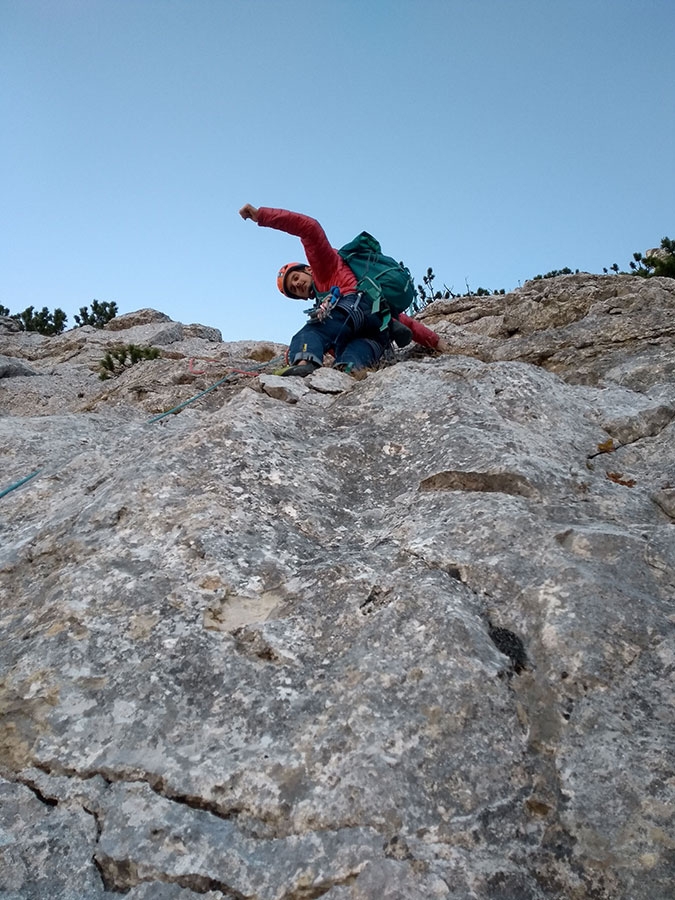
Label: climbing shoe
xmin=389 ymin=318 xmax=412 ymax=348
xmin=278 ymin=361 xmax=320 ymax=377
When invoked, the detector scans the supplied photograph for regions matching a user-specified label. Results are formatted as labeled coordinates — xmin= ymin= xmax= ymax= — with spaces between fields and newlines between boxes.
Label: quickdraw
xmin=307 ymin=286 xmax=340 ymax=323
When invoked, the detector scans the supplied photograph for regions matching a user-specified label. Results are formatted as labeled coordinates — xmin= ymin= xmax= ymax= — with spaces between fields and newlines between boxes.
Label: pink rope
xmin=188 ymin=358 xmax=207 ymax=375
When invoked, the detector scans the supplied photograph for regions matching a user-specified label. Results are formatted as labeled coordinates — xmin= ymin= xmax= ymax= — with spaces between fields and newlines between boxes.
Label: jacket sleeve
xmin=398 ymin=312 xmax=440 ymax=349
xmin=256 ymin=208 xmax=341 ymax=288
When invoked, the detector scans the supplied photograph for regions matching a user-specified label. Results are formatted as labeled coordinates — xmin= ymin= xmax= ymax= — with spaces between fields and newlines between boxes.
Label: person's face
xmin=286 ymin=267 xmax=313 ymax=299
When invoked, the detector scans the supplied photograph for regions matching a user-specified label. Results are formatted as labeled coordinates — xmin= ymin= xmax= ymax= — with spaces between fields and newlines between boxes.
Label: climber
xmin=239 ymin=204 xmax=447 ymax=376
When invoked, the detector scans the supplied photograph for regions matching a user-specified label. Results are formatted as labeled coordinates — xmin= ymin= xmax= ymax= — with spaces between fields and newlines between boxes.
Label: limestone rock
xmin=0 ymin=316 xmax=286 ymax=418
xmin=105 ymin=308 xmax=172 ymax=330
xmin=652 ymin=487 xmax=675 ymax=519
xmin=418 ymin=273 xmax=675 ymax=390
xmin=306 ymin=366 xmax=355 ymax=393
xmin=645 ymin=246 xmax=671 ymax=262
xmin=259 ymin=373 xmax=311 ymax=403
xmin=0 ymin=354 xmax=37 ymax=377
xmin=0 ymin=315 xmax=22 ymax=334
xmin=0 ymin=778 xmax=104 ymax=898
xmin=0 ymin=281 xmax=674 ymax=899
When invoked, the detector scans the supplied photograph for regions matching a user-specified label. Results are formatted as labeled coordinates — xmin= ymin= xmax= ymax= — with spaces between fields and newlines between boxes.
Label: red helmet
xmin=277 ymin=262 xmax=308 ymax=298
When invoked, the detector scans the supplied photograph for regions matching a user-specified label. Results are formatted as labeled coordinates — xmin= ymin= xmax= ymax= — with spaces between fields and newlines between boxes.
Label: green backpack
xmin=337 ymin=232 xmax=416 ymax=326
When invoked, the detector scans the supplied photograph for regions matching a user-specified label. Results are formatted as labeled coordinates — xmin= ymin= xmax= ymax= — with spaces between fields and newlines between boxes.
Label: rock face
xmin=0 ymin=309 xmax=286 ymax=418
xmin=1 ymin=280 xmax=674 ymax=899
xmin=419 ymin=273 xmax=675 ymax=391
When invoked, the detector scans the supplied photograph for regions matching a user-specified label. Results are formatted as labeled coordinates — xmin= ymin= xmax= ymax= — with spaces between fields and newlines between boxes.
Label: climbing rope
xmin=147 ymin=354 xmax=286 ymax=423
xmin=1 ymin=353 xmax=287 ymax=500
xmin=0 ymin=469 xmax=42 ymax=500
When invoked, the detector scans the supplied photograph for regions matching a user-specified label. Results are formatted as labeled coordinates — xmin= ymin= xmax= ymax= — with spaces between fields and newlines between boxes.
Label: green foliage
xmin=412 ymin=268 xmax=452 ymax=311
xmin=99 ymin=343 xmax=161 ymax=380
xmin=601 ymin=237 xmax=675 ymax=279
xmin=1 ymin=300 xmax=118 ymax=331
xmin=532 ymin=267 xmax=578 ymax=280
xmin=412 ymin=268 xmax=506 ymax=311
xmin=656 ymin=237 xmax=675 ymax=276
xmin=4 ymin=305 xmax=68 ymax=335
xmin=472 ymin=286 xmax=506 ymax=296
xmin=627 ymin=237 xmax=675 ymax=279
xmin=75 ymin=299 xmax=118 ymax=328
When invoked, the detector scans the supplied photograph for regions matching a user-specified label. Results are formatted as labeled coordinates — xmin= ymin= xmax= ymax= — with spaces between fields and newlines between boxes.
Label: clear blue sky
xmin=2 ymin=0 xmax=674 ymax=343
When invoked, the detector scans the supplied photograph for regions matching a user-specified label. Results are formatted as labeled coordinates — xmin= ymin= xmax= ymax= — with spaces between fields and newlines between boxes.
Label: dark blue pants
xmin=289 ymin=301 xmax=386 ymax=371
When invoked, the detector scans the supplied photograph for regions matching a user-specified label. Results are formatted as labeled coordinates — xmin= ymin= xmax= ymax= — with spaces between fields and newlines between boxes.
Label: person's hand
xmin=436 ymin=337 xmax=451 ymax=353
xmin=239 ymin=203 xmax=259 ymax=222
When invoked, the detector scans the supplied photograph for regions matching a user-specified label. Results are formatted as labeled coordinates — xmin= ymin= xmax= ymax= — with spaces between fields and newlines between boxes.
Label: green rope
xmin=147 ymin=354 xmax=286 ymax=424
xmin=1 ymin=354 xmax=287 ymax=501
xmin=0 ymin=469 xmax=42 ymax=499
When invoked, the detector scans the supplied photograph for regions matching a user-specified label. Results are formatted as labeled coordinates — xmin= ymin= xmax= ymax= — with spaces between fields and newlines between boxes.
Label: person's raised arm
xmin=239 ymin=203 xmax=259 ymax=222
xmin=238 ymin=205 xmax=340 ymax=287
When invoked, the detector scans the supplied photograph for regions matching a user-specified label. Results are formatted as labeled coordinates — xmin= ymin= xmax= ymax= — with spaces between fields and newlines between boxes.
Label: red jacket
xmin=257 ymin=207 xmax=440 ymax=349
